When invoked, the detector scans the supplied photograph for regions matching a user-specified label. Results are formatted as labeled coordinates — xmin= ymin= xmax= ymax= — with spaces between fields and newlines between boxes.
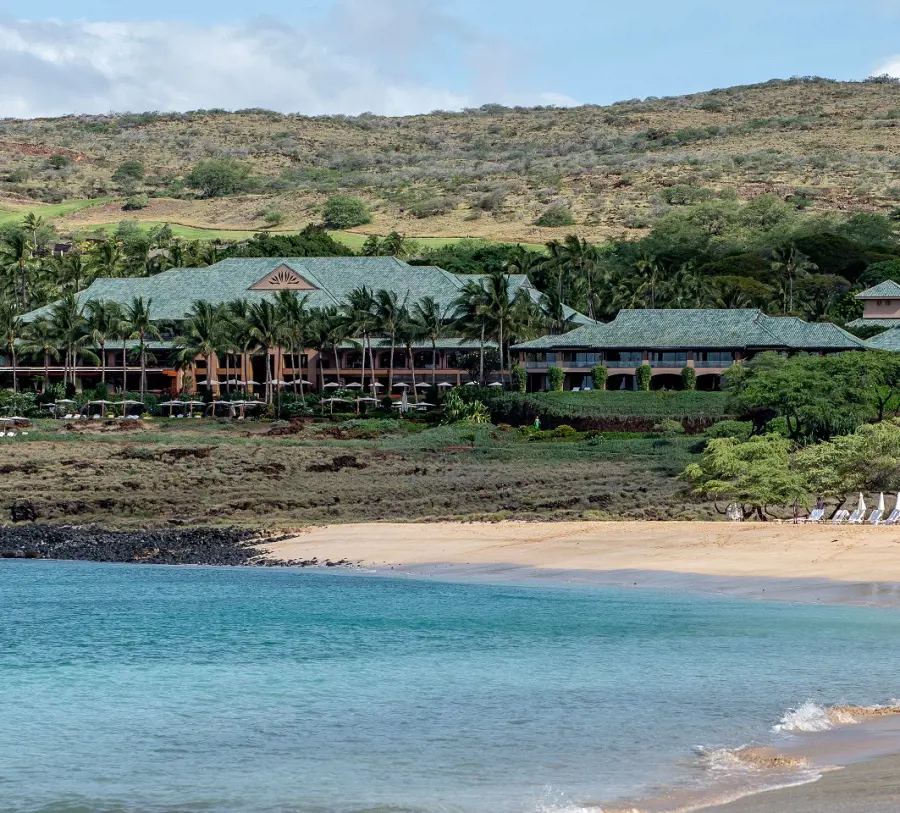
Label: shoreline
xmin=263 ymin=520 xmax=900 ymax=606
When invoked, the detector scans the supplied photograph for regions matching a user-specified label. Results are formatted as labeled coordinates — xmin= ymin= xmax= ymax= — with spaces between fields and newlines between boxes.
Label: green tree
xmin=85 ymin=299 xmax=123 ymax=388
xmin=275 ymin=291 xmax=310 ymax=398
xmin=636 ymin=364 xmax=652 ymax=391
xmin=112 ymin=160 xmax=146 ymax=185
xmin=244 ymin=300 xmax=284 ymax=403
xmin=121 ymin=297 xmax=163 ymax=402
xmin=343 ymin=287 xmax=378 ymax=393
xmin=187 ymin=158 xmax=251 ymax=198
xmin=548 ymin=365 xmax=564 ymax=391
xmin=683 ymin=435 xmax=809 ymax=520
xmin=21 ymin=316 xmax=59 ymax=393
xmin=0 ymin=303 xmax=23 ymax=392
xmin=681 ymin=366 xmax=696 ymax=391
xmin=769 ymin=243 xmax=817 ymax=313
xmin=176 ymin=301 xmax=226 ymax=398
xmin=374 ymin=289 xmax=406 ymax=393
xmin=322 ymin=196 xmax=371 ymax=229
xmin=591 ymin=365 xmax=607 ymax=391
xmin=0 ymin=229 xmax=33 ymax=310
xmin=48 ymin=294 xmax=97 ymax=391
xmin=411 ymin=296 xmax=448 ymax=385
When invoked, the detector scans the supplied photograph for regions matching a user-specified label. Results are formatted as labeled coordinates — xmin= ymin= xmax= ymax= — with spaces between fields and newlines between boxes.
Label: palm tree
xmin=478 ymin=272 xmax=531 ymax=385
xmin=0 ymin=230 xmax=33 ymax=310
xmin=633 ymin=253 xmax=663 ymax=309
xmin=21 ymin=213 xmax=46 ymax=253
xmin=48 ymin=294 xmax=96 ymax=390
xmin=226 ymin=300 xmax=254 ymax=395
xmin=22 ymin=316 xmax=59 ymax=392
xmin=56 ymin=251 xmax=92 ymax=294
xmin=381 ymin=231 xmax=412 ymax=258
xmin=85 ymin=299 xmax=123 ymax=389
xmin=454 ymin=279 xmax=489 ymax=384
xmin=770 ymin=244 xmax=817 ymax=313
xmin=176 ymin=301 xmax=225 ymax=398
xmin=374 ymin=289 xmax=406 ymax=393
xmin=396 ymin=307 xmax=419 ymax=401
xmin=89 ymin=238 xmax=126 ymax=279
xmin=244 ymin=300 xmax=283 ymax=404
xmin=275 ymin=291 xmax=310 ymax=398
xmin=411 ymin=296 xmax=448 ymax=384
xmin=343 ymin=287 xmax=378 ymax=392
xmin=121 ymin=297 xmax=162 ymax=402
xmin=0 ymin=303 xmax=23 ymax=392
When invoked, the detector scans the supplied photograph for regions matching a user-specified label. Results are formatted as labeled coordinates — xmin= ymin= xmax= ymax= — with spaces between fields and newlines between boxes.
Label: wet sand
xmin=264 ymin=521 xmax=900 ymax=604
xmin=705 ymin=752 xmax=900 ymax=812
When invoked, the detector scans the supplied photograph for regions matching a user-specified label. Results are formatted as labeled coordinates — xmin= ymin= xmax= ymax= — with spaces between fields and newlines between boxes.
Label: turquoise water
xmin=3 ymin=562 xmax=900 ymax=813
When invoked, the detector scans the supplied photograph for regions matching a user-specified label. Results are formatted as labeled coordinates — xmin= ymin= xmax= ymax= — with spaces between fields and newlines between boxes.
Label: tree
xmin=85 ymin=299 xmax=123 ymax=388
xmin=322 ymin=196 xmax=371 ymax=229
xmin=21 ymin=316 xmax=59 ymax=393
xmin=244 ymin=300 xmax=284 ymax=404
xmin=454 ymin=279 xmax=489 ymax=384
xmin=48 ymin=294 xmax=96 ymax=391
xmin=0 ymin=303 xmax=23 ymax=392
xmin=0 ymin=229 xmax=33 ymax=310
xmin=769 ymin=243 xmax=817 ymax=313
xmin=374 ymin=289 xmax=406 ymax=392
xmin=121 ymin=297 xmax=162 ymax=402
xmin=275 ymin=291 xmax=310 ymax=398
xmin=176 ymin=301 xmax=225 ymax=398
xmin=411 ymin=296 xmax=447 ymax=385
xmin=88 ymin=238 xmax=126 ymax=279
xmin=477 ymin=272 xmax=533 ymax=386
xmin=187 ymin=158 xmax=251 ymax=198
xmin=112 ymin=160 xmax=145 ymax=185
xmin=343 ymin=287 xmax=378 ymax=393
xmin=535 ymin=203 xmax=574 ymax=228
xmin=548 ymin=365 xmax=564 ymax=391
xmin=683 ymin=435 xmax=809 ymax=520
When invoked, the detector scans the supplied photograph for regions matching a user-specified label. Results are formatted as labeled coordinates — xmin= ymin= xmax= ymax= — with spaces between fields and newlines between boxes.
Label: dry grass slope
xmin=3 ymin=77 xmax=900 ymax=241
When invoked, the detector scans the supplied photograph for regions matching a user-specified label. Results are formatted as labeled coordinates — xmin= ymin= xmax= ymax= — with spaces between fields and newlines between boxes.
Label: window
xmin=698 ymin=351 xmax=735 ymax=366
xmin=650 ymin=351 xmax=688 ymax=367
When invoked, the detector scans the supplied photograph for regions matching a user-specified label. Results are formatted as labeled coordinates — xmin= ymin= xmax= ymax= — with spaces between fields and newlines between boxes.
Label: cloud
xmin=0 ymin=5 xmax=577 ymax=118
xmin=874 ymin=55 xmax=900 ymax=77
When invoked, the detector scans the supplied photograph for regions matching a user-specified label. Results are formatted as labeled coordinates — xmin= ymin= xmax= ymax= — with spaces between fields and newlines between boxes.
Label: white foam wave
xmin=773 ymin=701 xmax=839 ymax=733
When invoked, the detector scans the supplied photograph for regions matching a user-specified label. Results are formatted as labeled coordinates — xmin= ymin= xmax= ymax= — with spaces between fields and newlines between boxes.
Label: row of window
xmin=531 ymin=351 xmax=736 ymax=364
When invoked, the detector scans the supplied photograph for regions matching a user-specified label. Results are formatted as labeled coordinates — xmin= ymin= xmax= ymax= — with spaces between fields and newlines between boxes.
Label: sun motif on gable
xmin=249 ymin=264 xmax=317 ymax=291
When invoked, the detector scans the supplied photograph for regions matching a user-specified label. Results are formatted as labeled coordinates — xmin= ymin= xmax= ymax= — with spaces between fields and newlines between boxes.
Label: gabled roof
xmin=847 ymin=317 xmax=900 ymax=329
xmin=23 ymin=258 xmax=593 ymax=326
xmin=512 ymin=309 xmax=867 ymax=352
xmin=855 ymin=280 xmax=900 ymax=299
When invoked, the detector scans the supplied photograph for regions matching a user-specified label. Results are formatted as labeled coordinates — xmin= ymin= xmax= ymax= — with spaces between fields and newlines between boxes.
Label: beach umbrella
xmin=324 ymin=382 xmax=342 ymax=389
xmin=857 ymin=493 xmax=866 ymax=514
xmin=464 ymin=381 xmax=477 ymax=387
xmin=357 ymin=397 xmax=379 ymax=403
xmin=393 ymin=382 xmax=409 ymax=389
xmin=895 ymin=493 xmax=900 ymax=512
xmin=487 ymin=382 xmax=503 ymax=388
xmin=345 ymin=382 xmax=363 ymax=389
xmin=400 ymin=387 xmax=409 ymax=413
xmin=371 ymin=382 xmax=384 ymax=388
xmin=878 ymin=493 xmax=886 ymax=512
xmin=437 ymin=382 xmax=453 ymax=388
xmin=414 ymin=382 xmax=430 ymax=389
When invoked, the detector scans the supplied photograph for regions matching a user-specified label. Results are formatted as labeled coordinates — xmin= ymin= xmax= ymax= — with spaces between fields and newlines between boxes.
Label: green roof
xmin=338 ymin=337 xmax=495 ymax=351
xmin=846 ymin=317 xmax=900 ymax=329
xmin=866 ymin=329 xmax=900 ymax=351
xmin=856 ymin=280 xmax=900 ymax=299
xmin=513 ymin=309 xmax=867 ymax=352
xmin=23 ymin=258 xmax=593 ymax=326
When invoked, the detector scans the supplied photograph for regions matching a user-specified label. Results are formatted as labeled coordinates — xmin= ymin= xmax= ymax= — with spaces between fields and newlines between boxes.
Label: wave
xmin=773 ymin=700 xmax=900 ymax=733
xmin=697 ymin=744 xmax=809 ymax=773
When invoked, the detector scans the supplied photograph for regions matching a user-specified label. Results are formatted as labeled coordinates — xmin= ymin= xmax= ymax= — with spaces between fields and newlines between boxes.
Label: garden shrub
xmin=510 ymin=363 xmax=527 ymax=393
xmin=681 ymin=366 xmax=697 ymax=391
xmin=548 ymin=365 xmax=564 ymax=391
xmin=322 ymin=195 xmax=371 ymax=229
xmin=636 ymin=364 xmax=652 ymax=391
xmin=591 ymin=365 xmax=607 ymax=391
xmin=123 ymin=194 xmax=149 ymax=211
xmin=704 ymin=420 xmax=753 ymax=441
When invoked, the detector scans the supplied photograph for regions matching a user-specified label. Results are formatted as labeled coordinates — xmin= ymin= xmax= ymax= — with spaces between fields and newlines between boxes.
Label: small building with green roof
xmin=847 ymin=279 xmax=900 ymax=330
xmin=513 ymin=308 xmax=866 ymax=391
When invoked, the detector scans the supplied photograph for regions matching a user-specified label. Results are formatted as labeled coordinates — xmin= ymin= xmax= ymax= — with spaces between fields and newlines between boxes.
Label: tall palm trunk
xmin=388 ymin=333 xmax=396 ymax=393
xmin=265 ymin=348 xmax=273 ymax=404
xmin=431 ymin=340 xmax=437 ymax=385
xmin=11 ymin=347 xmax=17 ymax=394
xmin=333 ymin=343 xmax=342 ymax=385
xmin=499 ymin=320 xmax=505 ymax=387
xmin=43 ymin=350 xmax=49 ymax=393
xmin=367 ymin=334 xmax=376 ymax=394
xmin=408 ymin=344 xmax=418 ymax=403
xmin=139 ymin=335 xmax=146 ymax=403
xmin=479 ymin=321 xmax=485 ymax=385
xmin=359 ymin=338 xmax=367 ymax=393
xmin=99 ymin=341 xmax=106 ymax=387
xmin=318 ymin=349 xmax=325 ymax=393
xmin=122 ymin=346 xmax=127 ymax=395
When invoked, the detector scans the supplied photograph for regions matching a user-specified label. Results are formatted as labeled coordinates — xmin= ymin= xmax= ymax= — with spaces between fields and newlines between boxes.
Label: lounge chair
xmin=805 ymin=508 xmax=825 ymax=523
xmin=881 ymin=509 xmax=900 ymax=526
xmin=831 ymin=510 xmax=850 ymax=524
xmin=867 ymin=509 xmax=884 ymax=524
xmin=847 ymin=509 xmax=865 ymax=524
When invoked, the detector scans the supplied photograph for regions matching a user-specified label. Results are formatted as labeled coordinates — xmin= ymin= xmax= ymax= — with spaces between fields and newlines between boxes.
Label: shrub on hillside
xmin=704 ymin=420 xmax=753 ymax=441
xmin=112 ymin=160 xmax=145 ymax=185
xmin=187 ymin=158 xmax=252 ymax=197
xmin=322 ymin=195 xmax=371 ymax=229
xmin=681 ymin=366 xmax=697 ymax=391
xmin=591 ymin=365 xmax=607 ymax=391
xmin=535 ymin=203 xmax=575 ymax=228
xmin=122 ymin=194 xmax=149 ymax=211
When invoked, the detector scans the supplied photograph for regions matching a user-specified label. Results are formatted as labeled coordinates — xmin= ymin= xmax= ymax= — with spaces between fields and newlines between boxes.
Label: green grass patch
xmin=0 ymin=197 xmax=117 ymax=227
xmin=496 ymin=391 xmax=731 ymax=421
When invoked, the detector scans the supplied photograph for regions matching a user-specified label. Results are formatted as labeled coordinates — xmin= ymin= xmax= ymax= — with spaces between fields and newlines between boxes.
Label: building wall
xmin=863 ymin=299 xmax=900 ymax=319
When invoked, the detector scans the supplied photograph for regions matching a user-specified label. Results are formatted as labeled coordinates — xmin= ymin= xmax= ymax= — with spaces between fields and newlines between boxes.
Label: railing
xmin=649 ymin=359 xmax=688 ymax=368
xmin=694 ymin=360 xmax=733 ymax=368
xmin=606 ymin=360 xmax=641 ymax=368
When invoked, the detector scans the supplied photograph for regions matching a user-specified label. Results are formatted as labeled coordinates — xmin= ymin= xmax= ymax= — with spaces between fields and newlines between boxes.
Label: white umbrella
xmin=400 ymin=388 xmax=409 ymax=412
xmin=414 ymin=382 xmax=430 ymax=389
xmin=371 ymin=382 xmax=384 ymax=389
xmin=464 ymin=381 xmax=477 ymax=387
xmin=393 ymin=382 xmax=409 ymax=389
xmin=357 ymin=397 xmax=379 ymax=403
xmin=242 ymin=379 xmax=260 ymax=385
xmin=857 ymin=493 xmax=866 ymax=514
xmin=296 ymin=380 xmax=315 ymax=386
xmin=878 ymin=493 xmax=886 ymax=512
xmin=324 ymin=382 xmax=342 ymax=389
xmin=487 ymin=382 xmax=503 ymax=388
xmin=345 ymin=382 xmax=363 ymax=389
xmin=437 ymin=382 xmax=453 ymax=388
xmin=895 ymin=493 xmax=900 ymax=512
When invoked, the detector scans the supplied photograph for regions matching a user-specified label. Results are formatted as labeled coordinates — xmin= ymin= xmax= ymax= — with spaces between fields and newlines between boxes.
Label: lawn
xmin=0 ymin=197 xmax=117 ymax=227
xmin=0 ymin=419 xmax=710 ymax=529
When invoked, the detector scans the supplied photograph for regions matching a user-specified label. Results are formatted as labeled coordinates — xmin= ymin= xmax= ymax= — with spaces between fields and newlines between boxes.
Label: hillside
xmin=2 ymin=77 xmax=900 ymax=242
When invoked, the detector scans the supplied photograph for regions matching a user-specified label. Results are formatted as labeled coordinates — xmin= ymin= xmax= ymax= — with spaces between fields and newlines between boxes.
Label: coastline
xmin=263 ymin=520 xmax=900 ymax=606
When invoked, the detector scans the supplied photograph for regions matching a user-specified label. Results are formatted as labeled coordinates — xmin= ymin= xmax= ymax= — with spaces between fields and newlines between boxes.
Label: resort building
xmin=847 ymin=280 xmax=900 ymax=329
xmin=513 ymin=308 xmax=867 ymax=391
xmin=16 ymin=256 xmax=590 ymax=394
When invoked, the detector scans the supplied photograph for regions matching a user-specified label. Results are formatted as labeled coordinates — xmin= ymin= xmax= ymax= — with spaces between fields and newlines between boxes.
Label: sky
xmin=2 ymin=0 xmax=900 ymax=118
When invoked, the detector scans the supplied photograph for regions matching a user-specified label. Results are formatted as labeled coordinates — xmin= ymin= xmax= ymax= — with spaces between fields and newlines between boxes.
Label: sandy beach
xmin=264 ymin=521 xmax=900 ymax=603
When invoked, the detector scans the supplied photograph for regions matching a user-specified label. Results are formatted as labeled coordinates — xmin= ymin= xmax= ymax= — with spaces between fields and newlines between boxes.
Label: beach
xmin=264 ymin=520 xmax=900 ymax=604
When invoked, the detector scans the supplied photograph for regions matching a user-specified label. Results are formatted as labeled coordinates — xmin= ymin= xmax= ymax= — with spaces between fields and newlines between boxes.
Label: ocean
xmin=3 ymin=561 xmax=900 ymax=813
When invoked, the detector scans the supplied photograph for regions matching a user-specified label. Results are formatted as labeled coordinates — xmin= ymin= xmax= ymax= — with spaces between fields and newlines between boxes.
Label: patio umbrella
xmin=464 ymin=381 xmax=477 ymax=387
xmin=857 ymin=493 xmax=866 ymax=514
xmin=345 ymin=382 xmax=363 ymax=389
xmin=393 ymin=382 xmax=409 ymax=389
xmin=436 ymin=382 xmax=453 ymax=388
xmin=487 ymin=382 xmax=503 ymax=388
xmin=400 ymin=388 xmax=409 ymax=413
xmin=878 ymin=493 xmax=886 ymax=512
xmin=414 ymin=382 xmax=430 ymax=389
xmin=324 ymin=382 xmax=342 ymax=389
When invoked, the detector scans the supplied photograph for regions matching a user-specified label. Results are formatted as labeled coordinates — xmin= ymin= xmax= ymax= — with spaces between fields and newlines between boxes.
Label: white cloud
xmin=874 ymin=55 xmax=900 ymax=77
xmin=0 ymin=5 xmax=578 ymax=118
